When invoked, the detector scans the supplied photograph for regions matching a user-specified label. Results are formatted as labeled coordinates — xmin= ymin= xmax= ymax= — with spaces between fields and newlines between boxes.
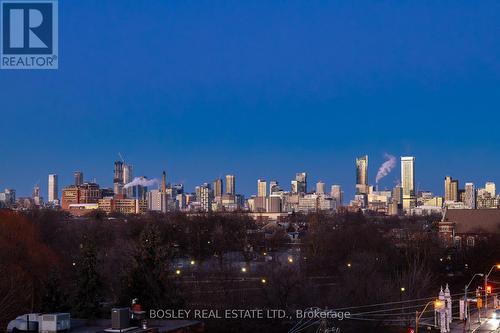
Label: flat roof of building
xmin=443 ymin=209 xmax=500 ymax=234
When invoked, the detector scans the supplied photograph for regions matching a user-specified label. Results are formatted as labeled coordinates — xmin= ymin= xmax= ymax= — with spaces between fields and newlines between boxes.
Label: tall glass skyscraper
xmin=226 ymin=174 xmax=235 ymax=195
xmin=48 ymin=174 xmax=58 ymax=203
xmin=400 ymin=156 xmax=415 ymax=210
xmin=257 ymin=179 xmax=267 ymax=197
xmin=213 ymin=178 xmax=223 ymax=198
xmin=355 ymin=155 xmax=368 ymax=194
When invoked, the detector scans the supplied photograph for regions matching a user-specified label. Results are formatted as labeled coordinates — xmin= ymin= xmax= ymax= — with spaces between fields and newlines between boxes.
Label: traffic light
xmin=486 ymin=285 xmax=492 ymax=294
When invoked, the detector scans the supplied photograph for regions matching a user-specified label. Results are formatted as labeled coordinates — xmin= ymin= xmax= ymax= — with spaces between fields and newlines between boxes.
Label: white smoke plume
xmin=124 ymin=176 xmax=159 ymax=189
xmin=375 ymin=153 xmax=396 ymax=183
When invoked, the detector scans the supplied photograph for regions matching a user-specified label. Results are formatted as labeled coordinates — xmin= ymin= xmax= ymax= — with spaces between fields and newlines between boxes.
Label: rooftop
xmin=443 ymin=209 xmax=500 ymax=234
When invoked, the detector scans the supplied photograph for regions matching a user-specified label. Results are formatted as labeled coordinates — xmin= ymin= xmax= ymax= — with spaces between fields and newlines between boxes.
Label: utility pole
xmin=464 ymin=273 xmax=484 ymax=332
xmin=484 ymin=264 xmax=500 ymax=311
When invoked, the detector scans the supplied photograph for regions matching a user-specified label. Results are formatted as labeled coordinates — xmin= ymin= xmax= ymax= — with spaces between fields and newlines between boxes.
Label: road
xmin=448 ymin=310 xmax=500 ymax=332
xmin=471 ymin=317 xmax=500 ymax=332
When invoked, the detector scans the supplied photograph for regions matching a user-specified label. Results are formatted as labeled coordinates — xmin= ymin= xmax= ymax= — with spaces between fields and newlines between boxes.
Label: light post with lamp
xmin=415 ymin=299 xmax=443 ymax=333
xmin=464 ymin=273 xmax=484 ymax=330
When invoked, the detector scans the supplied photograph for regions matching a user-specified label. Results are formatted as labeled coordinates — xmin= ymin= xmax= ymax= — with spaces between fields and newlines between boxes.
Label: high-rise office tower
xmin=444 ymin=176 xmax=459 ymax=202
xmin=459 ymin=190 xmax=466 ymax=202
xmin=293 ymin=172 xmax=307 ymax=194
xmin=226 ymin=175 xmax=235 ymax=195
xmin=400 ymin=156 xmax=415 ymax=210
xmin=213 ymin=178 xmax=223 ymax=198
xmin=114 ymin=161 xmax=124 ymax=183
xmin=123 ymin=164 xmax=133 ymax=184
xmin=316 ymin=181 xmax=325 ymax=194
xmin=392 ymin=185 xmax=402 ymax=205
xmin=32 ymin=185 xmax=42 ymax=205
xmin=172 ymin=184 xmax=184 ymax=195
xmin=176 ymin=193 xmax=187 ymax=210
xmin=257 ymin=179 xmax=267 ymax=197
xmin=74 ymin=171 xmax=83 ymax=186
xmin=2 ymin=189 xmax=16 ymax=205
xmin=330 ymin=185 xmax=343 ymax=206
xmin=32 ymin=185 xmax=40 ymax=198
xmin=355 ymin=155 xmax=369 ymax=195
xmin=148 ymin=174 xmax=167 ymax=213
xmin=123 ymin=164 xmax=133 ymax=197
xmin=199 ymin=184 xmax=212 ymax=212
xmin=464 ymin=182 xmax=476 ymax=209
xmin=48 ymin=174 xmax=58 ymax=203
xmin=267 ymin=195 xmax=282 ymax=213
xmin=485 ymin=182 xmax=496 ymax=197
xmin=269 ymin=180 xmax=279 ymax=195
xmin=113 ymin=161 xmax=124 ymax=195
xmin=270 ymin=181 xmax=281 ymax=195
xmin=147 ymin=189 xmax=168 ymax=213
xmin=132 ymin=183 xmax=148 ymax=201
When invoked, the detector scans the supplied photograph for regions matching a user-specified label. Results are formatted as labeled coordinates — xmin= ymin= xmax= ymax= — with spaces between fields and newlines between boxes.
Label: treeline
xmin=0 ymin=209 xmax=259 ymax=329
xmin=1 ymin=209 xmax=499 ymax=332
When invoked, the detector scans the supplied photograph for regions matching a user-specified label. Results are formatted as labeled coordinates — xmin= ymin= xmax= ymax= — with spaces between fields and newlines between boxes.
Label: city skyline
xmin=3 ymin=153 xmax=498 ymax=201
xmin=1 ymin=1 xmax=499 ymax=199
xmin=2 ymin=2 xmax=500 ymax=332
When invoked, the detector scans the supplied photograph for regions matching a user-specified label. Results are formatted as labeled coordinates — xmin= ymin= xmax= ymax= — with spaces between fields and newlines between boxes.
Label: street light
xmin=400 ymin=287 xmax=406 ymax=315
xmin=241 ymin=267 xmax=247 ymax=273
xmin=415 ymin=299 xmax=443 ymax=333
xmin=484 ymin=264 xmax=500 ymax=310
xmin=464 ymin=273 xmax=484 ymax=322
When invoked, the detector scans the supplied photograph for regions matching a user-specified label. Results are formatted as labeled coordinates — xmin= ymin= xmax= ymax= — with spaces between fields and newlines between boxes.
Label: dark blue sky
xmin=1 ymin=0 xmax=500 ymax=199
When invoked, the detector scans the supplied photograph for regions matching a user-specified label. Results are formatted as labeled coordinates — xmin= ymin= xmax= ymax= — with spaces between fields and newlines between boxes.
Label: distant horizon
xmin=4 ymin=153 xmax=498 ymax=201
xmin=1 ymin=1 xmax=499 ymax=200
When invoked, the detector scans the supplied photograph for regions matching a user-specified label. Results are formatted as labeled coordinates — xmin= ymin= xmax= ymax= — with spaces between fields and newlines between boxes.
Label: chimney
xmin=162 ymin=171 xmax=166 ymax=193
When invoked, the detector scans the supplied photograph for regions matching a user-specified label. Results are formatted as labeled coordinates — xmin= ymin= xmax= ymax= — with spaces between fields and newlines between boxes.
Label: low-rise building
xmin=439 ymin=209 xmax=500 ymax=247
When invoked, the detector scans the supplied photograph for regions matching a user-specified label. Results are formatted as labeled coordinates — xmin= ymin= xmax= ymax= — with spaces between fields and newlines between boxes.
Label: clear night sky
xmin=1 ymin=0 xmax=499 ymax=199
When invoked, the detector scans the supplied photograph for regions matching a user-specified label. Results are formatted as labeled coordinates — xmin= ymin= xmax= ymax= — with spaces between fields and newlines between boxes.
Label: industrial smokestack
xmin=162 ymin=171 xmax=166 ymax=193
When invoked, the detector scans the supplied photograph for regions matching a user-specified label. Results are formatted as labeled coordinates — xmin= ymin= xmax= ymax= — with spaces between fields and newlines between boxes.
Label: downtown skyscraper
xmin=400 ymin=156 xmax=416 ymax=210
xmin=355 ymin=155 xmax=368 ymax=195
xmin=113 ymin=161 xmax=124 ymax=195
xmin=257 ymin=179 xmax=267 ymax=197
xmin=464 ymin=182 xmax=476 ymax=209
xmin=316 ymin=181 xmax=325 ymax=194
xmin=291 ymin=172 xmax=307 ymax=194
xmin=444 ymin=176 xmax=459 ymax=202
xmin=48 ymin=174 xmax=58 ymax=204
xmin=74 ymin=171 xmax=83 ymax=186
xmin=213 ymin=178 xmax=223 ymax=198
xmin=225 ymin=175 xmax=235 ymax=195
xmin=331 ymin=185 xmax=343 ymax=206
